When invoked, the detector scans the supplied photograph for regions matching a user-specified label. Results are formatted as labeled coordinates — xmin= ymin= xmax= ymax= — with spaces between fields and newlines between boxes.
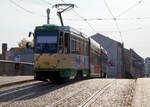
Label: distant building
xmin=124 ymin=48 xmax=132 ymax=78
xmin=130 ymin=49 xmax=144 ymax=78
xmin=145 ymin=57 xmax=150 ymax=77
xmin=0 ymin=42 xmax=34 ymax=62
xmin=2 ymin=43 xmax=7 ymax=60
xmin=0 ymin=43 xmax=7 ymax=60
xmin=6 ymin=48 xmax=34 ymax=63
xmin=91 ymin=33 xmax=124 ymax=78
xmin=124 ymin=48 xmax=145 ymax=78
xmin=0 ymin=54 xmax=2 ymax=60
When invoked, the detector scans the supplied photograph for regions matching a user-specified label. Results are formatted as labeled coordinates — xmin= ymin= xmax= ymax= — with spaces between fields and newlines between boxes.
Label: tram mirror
xmin=28 ymin=32 xmax=32 ymax=37
xmin=26 ymin=42 xmax=29 ymax=48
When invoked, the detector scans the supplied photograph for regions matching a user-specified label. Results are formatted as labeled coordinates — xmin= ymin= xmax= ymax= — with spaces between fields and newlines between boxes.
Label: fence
xmin=0 ymin=60 xmax=34 ymax=76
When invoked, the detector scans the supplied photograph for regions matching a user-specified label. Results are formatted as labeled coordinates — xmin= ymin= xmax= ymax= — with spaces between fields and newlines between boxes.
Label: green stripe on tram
xmin=35 ymin=68 xmax=89 ymax=78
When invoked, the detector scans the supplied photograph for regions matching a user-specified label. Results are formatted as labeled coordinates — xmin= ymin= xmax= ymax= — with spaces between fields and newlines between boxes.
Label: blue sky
xmin=0 ymin=0 xmax=150 ymax=58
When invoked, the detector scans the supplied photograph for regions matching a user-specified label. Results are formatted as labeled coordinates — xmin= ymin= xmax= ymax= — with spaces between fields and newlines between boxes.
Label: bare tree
xmin=18 ymin=38 xmax=33 ymax=48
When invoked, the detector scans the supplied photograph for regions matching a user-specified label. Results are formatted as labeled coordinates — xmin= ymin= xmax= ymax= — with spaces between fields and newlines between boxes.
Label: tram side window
xmin=83 ymin=40 xmax=85 ymax=55
xmin=80 ymin=40 xmax=84 ymax=55
xmin=91 ymin=49 xmax=94 ymax=64
xmin=58 ymin=31 xmax=64 ymax=54
xmin=93 ymin=50 xmax=99 ymax=65
xmin=64 ymin=33 xmax=70 ymax=54
xmin=77 ymin=40 xmax=82 ymax=54
xmin=86 ymin=42 xmax=89 ymax=56
xmin=78 ymin=41 xmax=81 ymax=54
xmin=83 ymin=40 xmax=88 ymax=55
xmin=71 ymin=38 xmax=76 ymax=54
xmin=84 ymin=42 xmax=88 ymax=56
xmin=94 ymin=51 xmax=97 ymax=64
xmin=97 ymin=52 xmax=100 ymax=65
xmin=71 ymin=37 xmax=86 ymax=55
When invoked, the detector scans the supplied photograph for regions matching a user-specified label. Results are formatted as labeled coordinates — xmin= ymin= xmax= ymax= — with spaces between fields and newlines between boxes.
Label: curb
xmin=0 ymin=79 xmax=35 ymax=88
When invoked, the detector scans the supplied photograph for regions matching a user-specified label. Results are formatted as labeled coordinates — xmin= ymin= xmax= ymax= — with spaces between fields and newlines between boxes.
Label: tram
xmin=29 ymin=24 xmax=108 ymax=82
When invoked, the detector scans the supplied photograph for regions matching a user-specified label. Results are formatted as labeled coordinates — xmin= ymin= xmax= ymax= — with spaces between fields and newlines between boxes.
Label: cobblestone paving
xmin=89 ymin=79 xmax=136 ymax=107
xmin=1 ymin=79 xmax=112 ymax=107
xmin=0 ymin=79 xmax=136 ymax=107
xmin=50 ymin=79 xmax=113 ymax=107
xmin=132 ymin=78 xmax=150 ymax=107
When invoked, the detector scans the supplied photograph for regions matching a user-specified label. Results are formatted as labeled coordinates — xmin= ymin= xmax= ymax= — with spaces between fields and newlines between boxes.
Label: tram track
xmin=1 ymin=79 xmax=121 ymax=107
xmin=0 ymin=81 xmax=55 ymax=106
xmin=0 ymin=82 xmax=48 ymax=97
xmin=49 ymin=86 xmax=87 ymax=107
xmin=0 ymin=78 xmax=141 ymax=106
xmin=45 ymin=79 xmax=115 ymax=107
xmin=79 ymin=80 xmax=116 ymax=107
xmin=0 ymin=80 xmax=85 ymax=106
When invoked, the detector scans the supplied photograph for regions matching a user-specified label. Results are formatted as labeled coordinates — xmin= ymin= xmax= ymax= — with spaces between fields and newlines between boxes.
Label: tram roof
xmin=60 ymin=26 xmax=88 ymax=39
xmin=89 ymin=38 xmax=101 ymax=50
xmin=89 ymin=38 xmax=108 ymax=55
xmin=101 ymin=46 xmax=108 ymax=55
xmin=35 ymin=24 xmax=88 ymax=40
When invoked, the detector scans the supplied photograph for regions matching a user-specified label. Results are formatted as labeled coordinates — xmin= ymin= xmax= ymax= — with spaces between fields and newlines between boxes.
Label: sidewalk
xmin=0 ymin=76 xmax=34 ymax=88
xmin=132 ymin=78 xmax=150 ymax=107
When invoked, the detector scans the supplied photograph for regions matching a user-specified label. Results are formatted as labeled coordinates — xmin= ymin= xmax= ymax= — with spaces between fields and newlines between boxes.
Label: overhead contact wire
xmin=8 ymin=0 xmax=46 ymax=17
xmin=8 ymin=0 xmax=33 ymax=14
xmin=60 ymin=0 xmax=97 ymax=34
xmin=117 ymin=0 xmax=144 ymax=17
xmin=103 ymin=0 xmax=124 ymax=43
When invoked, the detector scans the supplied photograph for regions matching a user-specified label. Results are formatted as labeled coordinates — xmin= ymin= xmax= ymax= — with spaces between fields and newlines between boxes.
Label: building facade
xmin=6 ymin=48 xmax=34 ymax=63
xmin=1 ymin=43 xmax=7 ymax=60
xmin=145 ymin=57 xmax=150 ymax=77
xmin=91 ymin=33 xmax=124 ymax=78
xmin=124 ymin=49 xmax=145 ymax=78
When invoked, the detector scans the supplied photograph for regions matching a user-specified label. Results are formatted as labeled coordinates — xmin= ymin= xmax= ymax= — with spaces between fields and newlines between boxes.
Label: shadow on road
xmin=0 ymin=79 xmax=86 ymax=102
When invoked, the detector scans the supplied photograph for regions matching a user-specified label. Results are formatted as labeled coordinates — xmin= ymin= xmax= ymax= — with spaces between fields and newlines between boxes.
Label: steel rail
xmin=48 ymin=80 xmax=111 ymax=107
xmin=0 ymin=82 xmax=49 ymax=97
xmin=79 ymin=80 xmax=116 ymax=107
xmin=0 ymin=82 xmax=55 ymax=106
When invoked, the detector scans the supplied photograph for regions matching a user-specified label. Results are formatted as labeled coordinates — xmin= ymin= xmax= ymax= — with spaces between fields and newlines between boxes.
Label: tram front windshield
xmin=35 ymin=31 xmax=58 ymax=53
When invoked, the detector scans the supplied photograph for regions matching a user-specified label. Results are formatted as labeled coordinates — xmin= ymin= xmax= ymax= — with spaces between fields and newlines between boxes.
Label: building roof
xmin=91 ymin=33 xmax=121 ymax=44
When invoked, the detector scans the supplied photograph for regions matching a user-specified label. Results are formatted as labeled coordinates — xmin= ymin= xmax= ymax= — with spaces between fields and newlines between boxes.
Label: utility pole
xmin=47 ymin=8 xmax=50 ymax=24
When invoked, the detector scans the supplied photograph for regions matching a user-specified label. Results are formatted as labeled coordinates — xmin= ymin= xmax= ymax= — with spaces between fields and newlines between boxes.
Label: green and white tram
xmin=30 ymin=24 xmax=107 ymax=82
